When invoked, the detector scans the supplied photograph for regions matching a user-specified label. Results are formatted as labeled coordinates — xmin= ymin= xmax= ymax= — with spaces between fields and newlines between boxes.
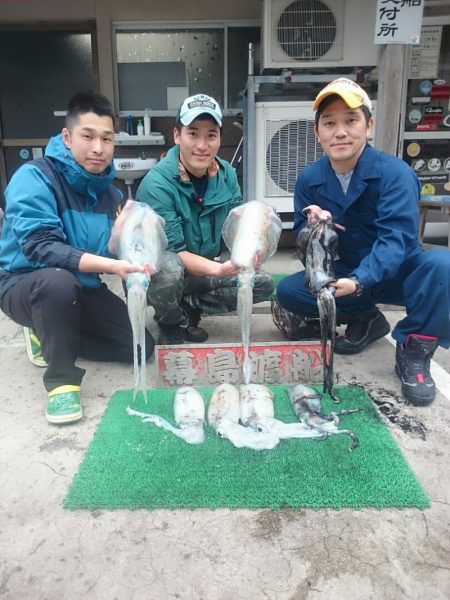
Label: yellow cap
xmin=313 ymin=78 xmax=373 ymax=112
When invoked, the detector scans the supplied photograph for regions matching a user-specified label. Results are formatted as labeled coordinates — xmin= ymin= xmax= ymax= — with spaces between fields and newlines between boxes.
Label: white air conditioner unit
xmin=262 ymin=0 xmax=377 ymax=70
xmin=254 ymin=101 xmax=325 ymax=227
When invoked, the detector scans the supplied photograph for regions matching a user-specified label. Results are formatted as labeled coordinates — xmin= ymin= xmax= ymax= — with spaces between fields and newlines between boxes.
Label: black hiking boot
xmin=395 ymin=334 xmax=438 ymax=406
xmin=183 ymin=306 xmax=208 ymax=343
xmin=271 ymin=298 xmax=321 ymax=340
xmin=334 ymin=308 xmax=390 ymax=355
xmin=157 ymin=325 xmax=185 ymax=345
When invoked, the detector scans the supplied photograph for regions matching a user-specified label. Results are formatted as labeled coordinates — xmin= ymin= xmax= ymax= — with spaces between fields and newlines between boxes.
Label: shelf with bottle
xmin=114 ymin=133 xmax=165 ymax=146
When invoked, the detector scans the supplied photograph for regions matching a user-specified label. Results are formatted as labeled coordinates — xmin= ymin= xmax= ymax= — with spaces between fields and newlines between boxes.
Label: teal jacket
xmin=136 ymin=146 xmax=242 ymax=258
xmin=0 ymin=134 xmax=122 ymax=297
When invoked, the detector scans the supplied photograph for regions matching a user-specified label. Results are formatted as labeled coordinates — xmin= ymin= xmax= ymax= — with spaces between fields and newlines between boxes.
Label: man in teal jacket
xmin=136 ymin=93 xmax=273 ymax=344
xmin=0 ymin=91 xmax=154 ymax=424
xmin=273 ymin=78 xmax=450 ymax=407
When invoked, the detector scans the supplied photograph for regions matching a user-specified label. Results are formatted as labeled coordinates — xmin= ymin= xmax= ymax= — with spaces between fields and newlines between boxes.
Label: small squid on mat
xmin=288 ymin=384 xmax=359 ymax=452
xmin=239 ymin=384 xmax=328 ymax=441
xmin=109 ymin=200 xmax=168 ymax=401
xmin=222 ymin=201 xmax=282 ymax=384
xmin=127 ymin=386 xmax=205 ymax=445
xmin=208 ymin=383 xmax=279 ymax=450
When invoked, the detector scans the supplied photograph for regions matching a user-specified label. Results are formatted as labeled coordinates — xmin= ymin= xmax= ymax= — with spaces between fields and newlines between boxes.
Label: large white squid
xmin=127 ymin=386 xmax=205 ymax=444
xmin=109 ymin=199 xmax=167 ymax=401
xmin=222 ymin=201 xmax=282 ymax=384
xmin=208 ymin=383 xmax=279 ymax=450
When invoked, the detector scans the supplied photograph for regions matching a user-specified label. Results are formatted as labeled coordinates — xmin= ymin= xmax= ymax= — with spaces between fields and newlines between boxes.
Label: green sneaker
xmin=23 ymin=326 xmax=47 ymax=367
xmin=46 ymin=385 xmax=82 ymax=424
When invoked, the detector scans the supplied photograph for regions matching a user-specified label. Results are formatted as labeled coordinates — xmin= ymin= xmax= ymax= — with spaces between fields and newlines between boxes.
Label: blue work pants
xmin=276 ymin=249 xmax=450 ymax=348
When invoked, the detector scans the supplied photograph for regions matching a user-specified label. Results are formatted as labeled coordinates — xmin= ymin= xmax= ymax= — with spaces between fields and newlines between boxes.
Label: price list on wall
xmin=409 ymin=26 xmax=443 ymax=79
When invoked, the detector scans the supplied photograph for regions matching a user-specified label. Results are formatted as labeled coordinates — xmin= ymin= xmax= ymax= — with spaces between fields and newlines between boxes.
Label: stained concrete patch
xmin=39 ymin=436 xmax=85 ymax=453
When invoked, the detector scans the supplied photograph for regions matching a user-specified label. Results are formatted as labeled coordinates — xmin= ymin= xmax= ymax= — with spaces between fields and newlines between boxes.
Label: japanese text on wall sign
xmin=374 ymin=0 xmax=424 ymax=45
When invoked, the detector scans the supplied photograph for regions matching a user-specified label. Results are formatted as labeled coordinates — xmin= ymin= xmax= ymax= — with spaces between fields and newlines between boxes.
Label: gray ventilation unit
xmin=262 ymin=0 xmax=377 ymax=69
xmin=255 ymin=101 xmax=324 ymax=227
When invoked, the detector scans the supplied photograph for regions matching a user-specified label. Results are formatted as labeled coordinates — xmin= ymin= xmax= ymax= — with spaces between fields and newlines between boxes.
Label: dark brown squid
xmin=296 ymin=215 xmax=340 ymax=403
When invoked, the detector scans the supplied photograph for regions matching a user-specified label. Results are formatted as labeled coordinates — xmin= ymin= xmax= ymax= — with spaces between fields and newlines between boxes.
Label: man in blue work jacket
xmin=273 ymin=78 xmax=450 ymax=406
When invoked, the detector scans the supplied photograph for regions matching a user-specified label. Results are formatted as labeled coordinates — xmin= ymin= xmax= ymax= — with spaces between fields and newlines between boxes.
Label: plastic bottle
xmin=126 ymin=114 xmax=133 ymax=135
xmin=143 ymin=109 xmax=151 ymax=136
xmin=137 ymin=120 xmax=144 ymax=136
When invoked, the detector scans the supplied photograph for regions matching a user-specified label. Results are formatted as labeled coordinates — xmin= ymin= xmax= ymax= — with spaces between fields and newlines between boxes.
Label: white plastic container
xmin=143 ymin=109 xmax=151 ymax=136
xmin=137 ymin=120 xmax=144 ymax=136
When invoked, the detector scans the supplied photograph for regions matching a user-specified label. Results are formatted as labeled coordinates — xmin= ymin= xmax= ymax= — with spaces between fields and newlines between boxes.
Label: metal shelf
xmin=114 ymin=134 xmax=165 ymax=146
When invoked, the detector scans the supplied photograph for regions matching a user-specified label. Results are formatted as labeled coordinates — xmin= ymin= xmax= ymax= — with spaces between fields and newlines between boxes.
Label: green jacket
xmin=136 ymin=146 xmax=242 ymax=258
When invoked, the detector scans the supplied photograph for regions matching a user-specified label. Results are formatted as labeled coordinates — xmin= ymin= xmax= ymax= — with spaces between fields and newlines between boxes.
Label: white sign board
xmin=374 ymin=0 xmax=425 ymax=45
xmin=409 ymin=26 xmax=443 ymax=79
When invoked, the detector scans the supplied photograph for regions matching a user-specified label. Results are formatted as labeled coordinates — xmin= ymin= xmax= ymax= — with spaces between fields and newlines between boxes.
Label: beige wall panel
xmin=0 ymin=0 xmax=95 ymax=20
xmin=106 ymin=0 xmax=260 ymax=20
xmin=0 ymin=0 xmax=260 ymax=21
xmin=0 ymin=0 xmax=261 ymax=99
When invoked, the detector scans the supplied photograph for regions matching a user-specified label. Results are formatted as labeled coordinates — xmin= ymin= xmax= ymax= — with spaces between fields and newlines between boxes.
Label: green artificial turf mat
xmin=64 ymin=385 xmax=430 ymax=511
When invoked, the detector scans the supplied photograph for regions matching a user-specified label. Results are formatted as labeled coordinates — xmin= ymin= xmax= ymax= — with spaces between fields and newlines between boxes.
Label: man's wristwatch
xmin=349 ymin=276 xmax=363 ymax=296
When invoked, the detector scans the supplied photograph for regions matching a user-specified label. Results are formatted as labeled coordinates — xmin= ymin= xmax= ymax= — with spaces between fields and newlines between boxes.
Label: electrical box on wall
xmin=262 ymin=0 xmax=378 ymax=70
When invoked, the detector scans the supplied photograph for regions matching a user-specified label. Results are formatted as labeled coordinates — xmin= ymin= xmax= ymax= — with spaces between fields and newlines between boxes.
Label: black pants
xmin=0 ymin=268 xmax=155 ymax=391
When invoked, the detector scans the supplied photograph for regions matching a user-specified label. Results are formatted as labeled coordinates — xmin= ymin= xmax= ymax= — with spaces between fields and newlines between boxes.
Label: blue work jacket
xmin=293 ymin=144 xmax=423 ymax=289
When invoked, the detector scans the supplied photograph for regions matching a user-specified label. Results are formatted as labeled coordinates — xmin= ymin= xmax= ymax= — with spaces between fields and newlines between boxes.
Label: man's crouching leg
xmin=147 ymin=252 xmax=208 ymax=345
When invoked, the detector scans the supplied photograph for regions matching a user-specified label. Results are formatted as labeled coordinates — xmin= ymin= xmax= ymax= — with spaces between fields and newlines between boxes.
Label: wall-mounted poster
xmin=409 ymin=26 xmax=443 ymax=79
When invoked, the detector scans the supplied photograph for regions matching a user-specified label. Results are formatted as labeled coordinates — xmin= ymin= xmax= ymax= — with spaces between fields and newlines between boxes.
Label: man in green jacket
xmin=136 ymin=93 xmax=274 ymax=344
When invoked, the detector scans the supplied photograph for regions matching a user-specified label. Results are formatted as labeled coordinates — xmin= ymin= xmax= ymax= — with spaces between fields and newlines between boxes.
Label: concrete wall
xmin=0 ymin=0 xmax=261 ymax=102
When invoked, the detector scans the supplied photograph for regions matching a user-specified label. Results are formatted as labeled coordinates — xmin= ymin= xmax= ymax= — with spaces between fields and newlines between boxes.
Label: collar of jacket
xmin=45 ymin=134 xmax=116 ymax=204
xmin=177 ymin=157 xmax=219 ymax=182
xmin=164 ymin=146 xmax=222 ymax=183
xmin=310 ymin=144 xmax=381 ymax=209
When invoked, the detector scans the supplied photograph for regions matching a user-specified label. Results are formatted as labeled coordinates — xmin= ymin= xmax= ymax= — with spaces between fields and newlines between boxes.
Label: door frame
xmin=0 ymin=21 xmax=99 ymax=208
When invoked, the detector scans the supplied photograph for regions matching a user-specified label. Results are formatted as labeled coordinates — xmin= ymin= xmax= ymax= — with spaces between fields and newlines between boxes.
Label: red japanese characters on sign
xmin=156 ymin=341 xmax=326 ymax=387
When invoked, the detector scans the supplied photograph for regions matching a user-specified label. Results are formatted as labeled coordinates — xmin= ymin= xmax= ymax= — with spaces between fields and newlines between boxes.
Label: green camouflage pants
xmin=147 ymin=252 xmax=274 ymax=327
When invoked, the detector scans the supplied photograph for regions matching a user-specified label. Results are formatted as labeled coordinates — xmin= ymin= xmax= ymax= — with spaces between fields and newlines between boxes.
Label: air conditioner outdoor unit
xmin=262 ymin=0 xmax=377 ymax=70
xmin=255 ymin=101 xmax=324 ymax=228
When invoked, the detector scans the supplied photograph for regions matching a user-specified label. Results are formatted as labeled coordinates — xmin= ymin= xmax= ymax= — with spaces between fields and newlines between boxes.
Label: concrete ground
xmin=1 ymin=247 xmax=449 ymax=600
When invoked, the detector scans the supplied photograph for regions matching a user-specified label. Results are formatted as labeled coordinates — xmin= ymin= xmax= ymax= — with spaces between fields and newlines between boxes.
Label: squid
xmin=208 ymin=383 xmax=279 ymax=450
xmin=296 ymin=212 xmax=340 ymax=402
xmin=222 ymin=201 xmax=282 ymax=384
xmin=239 ymin=384 xmax=328 ymax=441
xmin=288 ymin=384 xmax=359 ymax=452
xmin=109 ymin=199 xmax=168 ymax=401
xmin=127 ymin=386 xmax=205 ymax=445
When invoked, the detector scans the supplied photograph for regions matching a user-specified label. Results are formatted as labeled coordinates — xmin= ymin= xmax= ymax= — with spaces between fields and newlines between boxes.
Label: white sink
xmin=113 ymin=158 xmax=157 ymax=183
